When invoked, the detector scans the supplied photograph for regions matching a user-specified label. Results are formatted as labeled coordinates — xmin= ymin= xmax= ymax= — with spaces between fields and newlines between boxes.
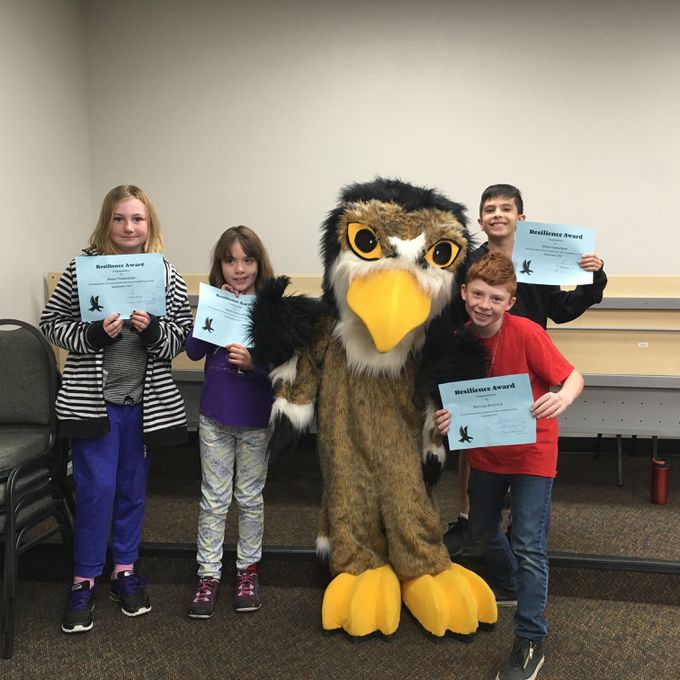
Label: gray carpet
xmin=3 ymin=442 xmax=680 ymax=678
xmin=2 ymin=578 xmax=680 ymax=680
xmin=142 ymin=449 xmax=680 ymax=562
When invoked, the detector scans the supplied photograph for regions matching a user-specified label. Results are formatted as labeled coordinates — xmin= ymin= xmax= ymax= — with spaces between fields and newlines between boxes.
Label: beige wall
xmin=83 ymin=0 xmax=680 ymax=279
xmin=0 ymin=0 xmax=90 ymax=322
xmin=2 ymin=0 xmax=680 ymax=323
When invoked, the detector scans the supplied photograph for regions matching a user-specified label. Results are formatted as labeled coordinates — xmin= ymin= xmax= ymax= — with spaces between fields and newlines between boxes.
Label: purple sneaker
xmin=62 ymin=581 xmax=96 ymax=633
xmin=233 ymin=565 xmax=261 ymax=612
xmin=110 ymin=570 xmax=151 ymax=617
xmin=188 ymin=577 xmax=220 ymax=619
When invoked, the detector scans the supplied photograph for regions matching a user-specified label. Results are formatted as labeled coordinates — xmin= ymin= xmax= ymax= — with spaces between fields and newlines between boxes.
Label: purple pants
xmin=70 ymin=402 xmax=151 ymax=577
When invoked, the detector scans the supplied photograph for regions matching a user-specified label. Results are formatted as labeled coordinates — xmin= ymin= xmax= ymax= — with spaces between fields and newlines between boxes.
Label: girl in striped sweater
xmin=40 ymin=185 xmax=192 ymax=634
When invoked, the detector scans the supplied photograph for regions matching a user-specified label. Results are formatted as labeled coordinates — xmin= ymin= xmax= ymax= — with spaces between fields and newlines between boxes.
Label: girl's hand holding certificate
xmin=130 ymin=310 xmax=151 ymax=332
xmin=103 ymin=312 xmax=124 ymax=338
xmin=102 ymin=310 xmax=151 ymax=338
xmin=226 ymin=343 xmax=253 ymax=371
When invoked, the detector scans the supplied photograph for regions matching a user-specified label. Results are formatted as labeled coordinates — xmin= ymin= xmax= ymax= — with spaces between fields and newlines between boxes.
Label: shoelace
xmin=512 ymin=638 xmax=537 ymax=670
xmin=193 ymin=579 xmax=217 ymax=603
xmin=236 ymin=572 xmax=255 ymax=596
xmin=522 ymin=642 xmax=536 ymax=670
xmin=68 ymin=586 xmax=94 ymax=610
xmin=118 ymin=572 xmax=147 ymax=597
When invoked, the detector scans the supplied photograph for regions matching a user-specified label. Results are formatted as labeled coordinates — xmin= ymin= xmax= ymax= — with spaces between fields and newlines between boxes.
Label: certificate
xmin=193 ymin=282 xmax=255 ymax=347
xmin=438 ymin=373 xmax=536 ymax=450
xmin=76 ymin=254 xmax=166 ymax=321
xmin=513 ymin=221 xmax=595 ymax=286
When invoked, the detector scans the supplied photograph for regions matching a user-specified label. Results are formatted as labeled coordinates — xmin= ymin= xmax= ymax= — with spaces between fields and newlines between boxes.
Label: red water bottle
xmin=651 ymin=458 xmax=670 ymax=505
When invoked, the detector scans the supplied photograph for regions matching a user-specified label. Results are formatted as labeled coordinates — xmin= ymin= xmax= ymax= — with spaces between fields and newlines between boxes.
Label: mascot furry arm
xmin=250 ymin=178 xmax=496 ymax=639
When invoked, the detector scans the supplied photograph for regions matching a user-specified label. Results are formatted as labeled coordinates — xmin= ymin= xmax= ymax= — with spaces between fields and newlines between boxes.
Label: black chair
xmin=0 ymin=319 xmax=73 ymax=658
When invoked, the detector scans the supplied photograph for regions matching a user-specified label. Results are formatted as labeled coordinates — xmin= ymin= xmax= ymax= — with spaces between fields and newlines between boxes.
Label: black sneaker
xmin=443 ymin=516 xmax=471 ymax=556
xmin=188 ymin=577 xmax=220 ymax=619
xmin=110 ymin=570 xmax=151 ymax=617
xmin=62 ymin=581 xmax=95 ymax=633
xmin=496 ymin=636 xmax=545 ymax=680
xmin=492 ymin=585 xmax=518 ymax=607
xmin=233 ymin=565 xmax=261 ymax=612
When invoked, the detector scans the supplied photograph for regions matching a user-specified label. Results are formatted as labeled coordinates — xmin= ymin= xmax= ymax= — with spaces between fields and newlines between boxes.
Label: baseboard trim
xmin=11 ymin=541 xmax=680 ymax=576
xmin=134 ymin=542 xmax=680 ymax=575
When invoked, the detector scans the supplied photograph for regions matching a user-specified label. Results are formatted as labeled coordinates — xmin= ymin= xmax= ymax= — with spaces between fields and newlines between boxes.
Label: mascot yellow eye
xmin=347 ymin=223 xmax=382 ymax=261
xmin=424 ymin=240 xmax=461 ymax=268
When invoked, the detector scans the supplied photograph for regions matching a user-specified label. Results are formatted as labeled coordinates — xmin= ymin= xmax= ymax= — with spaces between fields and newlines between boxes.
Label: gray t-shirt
xmin=102 ymin=323 xmax=148 ymax=405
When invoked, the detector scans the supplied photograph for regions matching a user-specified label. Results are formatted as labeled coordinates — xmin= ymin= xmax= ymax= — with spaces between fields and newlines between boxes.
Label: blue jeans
xmin=71 ymin=402 xmax=151 ymax=577
xmin=468 ymin=467 xmax=553 ymax=641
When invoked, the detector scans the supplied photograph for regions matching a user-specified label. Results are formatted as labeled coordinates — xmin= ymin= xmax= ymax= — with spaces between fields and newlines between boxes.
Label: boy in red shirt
xmin=434 ymin=252 xmax=583 ymax=680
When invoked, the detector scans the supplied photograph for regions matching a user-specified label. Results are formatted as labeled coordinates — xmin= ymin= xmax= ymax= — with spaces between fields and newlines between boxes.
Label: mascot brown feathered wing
xmin=251 ymin=178 xmax=497 ymax=638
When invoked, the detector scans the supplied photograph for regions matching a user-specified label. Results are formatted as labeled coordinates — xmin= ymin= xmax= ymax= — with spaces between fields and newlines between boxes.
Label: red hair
xmin=465 ymin=252 xmax=517 ymax=297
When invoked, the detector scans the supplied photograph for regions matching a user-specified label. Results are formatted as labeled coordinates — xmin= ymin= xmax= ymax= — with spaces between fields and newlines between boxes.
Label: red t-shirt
xmin=465 ymin=313 xmax=573 ymax=478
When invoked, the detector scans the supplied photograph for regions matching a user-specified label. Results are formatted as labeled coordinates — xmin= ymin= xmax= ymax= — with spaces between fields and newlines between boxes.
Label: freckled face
xmin=221 ymin=241 xmax=258 ymax=294
xmin=461 ymin=278 xmax=515 ymax=337
xmin=109 ymin=198 xmax=149 ymax=254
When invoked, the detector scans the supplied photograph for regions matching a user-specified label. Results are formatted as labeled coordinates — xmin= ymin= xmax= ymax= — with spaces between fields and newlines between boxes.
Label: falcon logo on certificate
xmin=458 ymin=426 xmax=473 ymax=443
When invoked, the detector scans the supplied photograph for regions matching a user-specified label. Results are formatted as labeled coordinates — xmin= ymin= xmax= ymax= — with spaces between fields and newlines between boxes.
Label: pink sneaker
xmin=188 ymin=577 xmax=220 ymax=619
xmin=233 ymin=565 xmax=261 ymax=612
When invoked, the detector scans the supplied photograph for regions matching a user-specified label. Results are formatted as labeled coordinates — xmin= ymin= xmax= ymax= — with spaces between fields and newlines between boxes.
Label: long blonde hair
xmin=88 ymin=185 xmax=164 ymax=254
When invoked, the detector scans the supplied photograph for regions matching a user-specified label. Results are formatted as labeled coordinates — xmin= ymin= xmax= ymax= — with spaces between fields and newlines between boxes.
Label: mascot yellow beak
xmin=347 ymin=269 xmax=431 ymax=353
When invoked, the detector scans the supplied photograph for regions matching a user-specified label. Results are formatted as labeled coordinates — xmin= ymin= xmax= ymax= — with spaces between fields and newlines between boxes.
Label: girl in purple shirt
xmin=185 ymin=226 xmax=274 ymax=618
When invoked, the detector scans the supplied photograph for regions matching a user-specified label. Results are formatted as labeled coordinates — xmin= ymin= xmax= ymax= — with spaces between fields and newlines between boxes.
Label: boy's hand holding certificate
xmin=193 ymin=282 xmax=255 ymax=347
xmin=513 ymin=221 xmax=595 ymax=285
xmin=76 ymin=253 xmax=166 ymax=321
xmin=438 ymin=374 xmax=536 ymax=451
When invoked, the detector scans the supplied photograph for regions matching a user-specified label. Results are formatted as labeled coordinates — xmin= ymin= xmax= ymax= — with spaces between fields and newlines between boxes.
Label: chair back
xmin=0 ymin=319 xmax=57 ymax=429
xmin=0 ymin=321 xmax=71 ymax=660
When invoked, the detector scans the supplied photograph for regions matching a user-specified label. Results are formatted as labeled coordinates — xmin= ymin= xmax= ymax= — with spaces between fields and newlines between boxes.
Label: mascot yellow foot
xmin=322 ymin=565 xmax=401 ymax=638
xmin=402 ymin=563 xmax=498 ymax=638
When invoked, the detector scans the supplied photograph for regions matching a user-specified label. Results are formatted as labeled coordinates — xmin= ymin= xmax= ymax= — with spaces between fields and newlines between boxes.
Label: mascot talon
xmin=322 ymin=565 xmax=401 ymax=638
xmin=402 ymin=563 xmax=497 ymax=638
xmin=421 ymin=450 xmax=444 ymax=487
xmin=266 ymin=411 xmax=302 ymax=462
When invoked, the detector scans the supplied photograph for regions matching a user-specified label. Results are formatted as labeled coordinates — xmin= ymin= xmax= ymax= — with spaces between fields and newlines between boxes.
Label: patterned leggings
xmin=196 ymin=414 xmax=269 ymax=576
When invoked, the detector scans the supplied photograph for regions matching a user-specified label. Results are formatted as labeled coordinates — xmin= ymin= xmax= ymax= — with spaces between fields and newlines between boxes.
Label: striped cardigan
xmin=40 ymin=250 xmax=193 ymax=447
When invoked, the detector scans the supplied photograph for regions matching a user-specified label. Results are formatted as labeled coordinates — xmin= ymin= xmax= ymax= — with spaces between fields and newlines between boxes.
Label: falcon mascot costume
xmin=250 ymin=178 xmax=497 ymax=638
